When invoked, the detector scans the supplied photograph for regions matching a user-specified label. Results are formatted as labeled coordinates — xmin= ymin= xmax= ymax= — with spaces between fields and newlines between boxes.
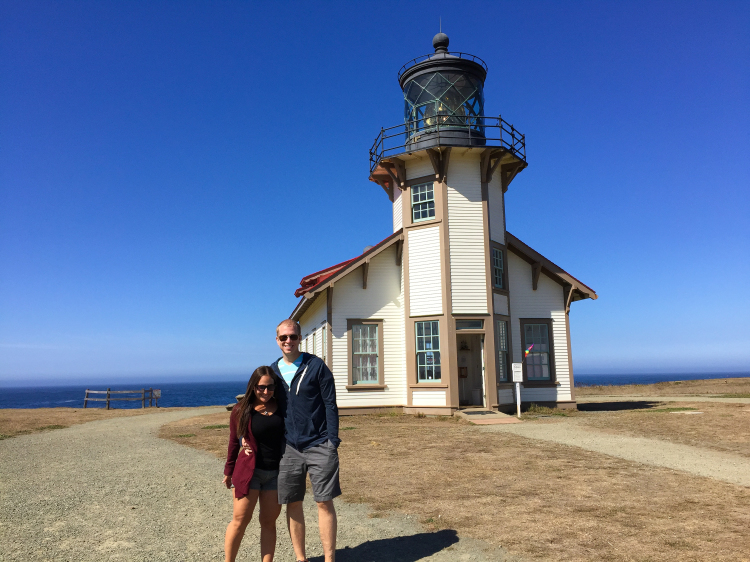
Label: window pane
xmin=456 ymin=320 xmax=483 ymax=330
xmin=492 ymin=248 xmax=504 ymax=289
xmin=524 ymin=322 xmax=551 ymax=380
xmin=411 ymin=183 xmax=436 ymax=222
xmin=352 ymin=323 xmax=379 ymax=384
xmin=415 ymin=321 xmax=441 ymax=381
xmin=497 ymin=320 xmax=508 ymax=381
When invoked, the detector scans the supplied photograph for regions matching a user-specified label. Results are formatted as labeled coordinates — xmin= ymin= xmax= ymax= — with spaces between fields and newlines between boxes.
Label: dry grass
xmin=160 ymin=412 xmax=750 ymax=561
xmin=566 ymin=401 xmax=750 ymax=457
xmin=159 ymin=411 xmax=233 ymax=458
xmin=576 ymin=377 xmax=750 ymax=397
xmin=0 ymin=407 xmax=181 ymax=440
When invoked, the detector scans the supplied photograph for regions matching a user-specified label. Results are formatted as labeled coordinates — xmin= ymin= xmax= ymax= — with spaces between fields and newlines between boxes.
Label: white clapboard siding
xmin=300 ymin=291 xmax=327 ymax=339
xmin=330 ymin=246 xmax=407 ymax=407
xmin=493 ymin=293 xmax=509 ymax=315
xmin=407 ymin=227 xmax=443 ymax=316
xmin=393 ymin=188 xmax=403 ymax=232
xmin=412 ymin=389 xmax=447 ymax=406
xmin=507 ymin=251 xmax=571 ymax=402
xmin=406 ymin=157 xmax=435 ymax=180
xmin=488 ymin=174 xmax=505 ymax=243
xmin=447 ymin=153 xmax=488 ymax=314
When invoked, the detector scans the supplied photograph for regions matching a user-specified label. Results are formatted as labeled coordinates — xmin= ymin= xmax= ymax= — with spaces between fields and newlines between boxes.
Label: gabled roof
xmin=289 ymin=229 xmax=595 ymax=321
xmin=290 ymin=230 xmax=404 ymax=320
xmin=505 ymin=232 xmax=597 ymax=302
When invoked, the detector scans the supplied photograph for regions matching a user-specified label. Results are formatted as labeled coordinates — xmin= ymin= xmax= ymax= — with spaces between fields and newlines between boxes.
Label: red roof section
xmin=293 ymin=231 xmax=402 ymax=298
xmin=294 ymin=257 xmax=358 ymax=298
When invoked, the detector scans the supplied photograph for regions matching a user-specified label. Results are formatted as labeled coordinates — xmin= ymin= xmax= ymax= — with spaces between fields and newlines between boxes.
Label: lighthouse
xmin=291 ymin=34 xmax=596 ymax=414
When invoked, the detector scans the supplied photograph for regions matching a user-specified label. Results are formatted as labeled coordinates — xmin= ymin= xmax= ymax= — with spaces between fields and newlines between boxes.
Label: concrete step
xmin=454 ymin=408 xmax=522 ymax=425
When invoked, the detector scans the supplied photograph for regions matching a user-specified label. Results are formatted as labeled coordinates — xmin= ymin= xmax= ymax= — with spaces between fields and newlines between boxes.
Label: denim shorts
xmin=249 ymin=468 xmax=279 ymax=491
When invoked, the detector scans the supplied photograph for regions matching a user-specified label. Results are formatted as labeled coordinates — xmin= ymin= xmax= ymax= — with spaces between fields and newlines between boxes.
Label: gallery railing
xmin=397 ymin=52 xmax=488 ymax=81
xmin=369 ymin=115 xmax=526 ymax=173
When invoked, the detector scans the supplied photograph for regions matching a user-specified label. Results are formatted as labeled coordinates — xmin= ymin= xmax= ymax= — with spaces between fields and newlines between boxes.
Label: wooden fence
xmin=83 ymin=388 xmax=161 ymax=409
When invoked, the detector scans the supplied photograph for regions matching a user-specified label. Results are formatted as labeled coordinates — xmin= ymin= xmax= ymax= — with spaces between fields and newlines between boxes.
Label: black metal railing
xmin=369 ymin=116 xmax=526 ymax=173
xmin=397 ymin=52 xmax=488 ymax=81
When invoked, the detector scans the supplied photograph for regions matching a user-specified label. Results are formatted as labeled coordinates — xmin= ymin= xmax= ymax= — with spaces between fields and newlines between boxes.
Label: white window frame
xmin=411 ymin=182 xmax=436 ymax=222
xmin=415 ymin=320 xmax=441 ymax=382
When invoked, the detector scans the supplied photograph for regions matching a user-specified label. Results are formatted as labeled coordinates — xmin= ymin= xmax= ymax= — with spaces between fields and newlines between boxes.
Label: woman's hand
xmin=222 ymin=475 xmax=232 ymax=489
xmin=240 ymin=437 xmax=253 ymax=456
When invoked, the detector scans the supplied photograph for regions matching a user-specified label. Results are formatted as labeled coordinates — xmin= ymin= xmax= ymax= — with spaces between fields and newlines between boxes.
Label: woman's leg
xmin=258 ymin=489 xmax=282 ymax=562
xmin=225 ymin=490 xmax=260 ymax=562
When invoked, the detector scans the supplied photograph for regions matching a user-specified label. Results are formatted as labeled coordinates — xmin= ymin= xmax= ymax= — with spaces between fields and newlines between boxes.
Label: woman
xmin=223 ymin=366 xmax=286 ymax=562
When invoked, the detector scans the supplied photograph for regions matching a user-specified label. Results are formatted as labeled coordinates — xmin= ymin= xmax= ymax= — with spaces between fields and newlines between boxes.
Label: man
xmin=272 ymin=319 xmax=340 ymax=562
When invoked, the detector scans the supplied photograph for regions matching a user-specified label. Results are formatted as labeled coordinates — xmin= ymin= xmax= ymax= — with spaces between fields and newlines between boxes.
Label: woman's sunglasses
xmin=255 ymin=384 xmax=275 ymax=392
xmin=277 ymin=334 xmax=299 ymax=342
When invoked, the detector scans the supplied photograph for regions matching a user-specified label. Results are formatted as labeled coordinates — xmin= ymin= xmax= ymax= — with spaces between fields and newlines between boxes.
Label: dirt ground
xmin=160 ymin=412 xmax=750 ymax=562
xmin=0 ymin=407 xmax=182 ymax=439
xmin=576 ymin=377 xmax=750 ymax=397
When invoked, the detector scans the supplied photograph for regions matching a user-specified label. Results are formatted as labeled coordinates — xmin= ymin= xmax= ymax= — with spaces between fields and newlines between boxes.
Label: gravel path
xmin=482 ymin=418 xmax=750 ymax=487
xmin=0 ymin=408 xmax=519 ymax=562
xmin=576 ymin=395 xmax=750 ymax=404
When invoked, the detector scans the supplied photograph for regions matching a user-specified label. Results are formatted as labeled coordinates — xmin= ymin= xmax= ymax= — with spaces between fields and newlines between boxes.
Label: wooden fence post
xmin=84 ymin=390 xmax=89 ymax=408
xmin=149 ymin=388 xmax=153 ymax=407
xmin=106 ymin=388 xmax=111 ymax=410
xmin=141 ymin=389 xmax=145 ymax=409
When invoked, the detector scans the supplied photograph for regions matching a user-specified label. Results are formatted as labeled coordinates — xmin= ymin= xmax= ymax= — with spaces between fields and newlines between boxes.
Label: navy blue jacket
xmin=271 ymin=352 xmax=340 ymax=451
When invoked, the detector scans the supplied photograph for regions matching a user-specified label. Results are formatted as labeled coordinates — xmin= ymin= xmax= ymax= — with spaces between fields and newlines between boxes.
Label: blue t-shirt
xmin=277 ymin=355 xmax=303 ymax=387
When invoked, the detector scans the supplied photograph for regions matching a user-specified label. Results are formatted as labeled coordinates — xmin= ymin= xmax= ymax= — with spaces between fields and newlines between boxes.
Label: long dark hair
xmin=236 ymin=366 xmax=279 ymax=439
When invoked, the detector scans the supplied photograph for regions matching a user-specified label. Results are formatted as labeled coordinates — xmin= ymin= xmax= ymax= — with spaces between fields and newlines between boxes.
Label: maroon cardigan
xmin=224 ymin=405 xmax=258 ymax=499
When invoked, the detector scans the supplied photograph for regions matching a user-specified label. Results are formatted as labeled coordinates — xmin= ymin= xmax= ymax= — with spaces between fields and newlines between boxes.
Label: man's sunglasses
xmin=277 ymin=334 xmax=299 ymax=342
xmin=256 ymin=384 xmax=275 ymax=392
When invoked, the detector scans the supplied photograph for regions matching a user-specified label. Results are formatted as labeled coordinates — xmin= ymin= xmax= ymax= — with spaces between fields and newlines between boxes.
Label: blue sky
xmin=1 ymin=0 xmax=748 ymax=385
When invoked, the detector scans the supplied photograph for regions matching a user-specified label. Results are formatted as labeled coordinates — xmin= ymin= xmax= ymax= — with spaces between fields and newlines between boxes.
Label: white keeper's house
xmin=290 ymin=33 xmax=597 ymax=415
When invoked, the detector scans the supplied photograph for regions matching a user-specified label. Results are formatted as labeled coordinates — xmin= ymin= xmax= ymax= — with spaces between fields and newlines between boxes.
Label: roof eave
xmin=505 ymin=231 xmax=598 ymax=301
xmin=289 ymin=229 xmax=405 ymax=320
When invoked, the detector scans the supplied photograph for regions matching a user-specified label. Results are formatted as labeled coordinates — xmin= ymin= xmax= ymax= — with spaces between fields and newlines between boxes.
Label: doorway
xmin=457 ymin=334 xmax=485 ymax=407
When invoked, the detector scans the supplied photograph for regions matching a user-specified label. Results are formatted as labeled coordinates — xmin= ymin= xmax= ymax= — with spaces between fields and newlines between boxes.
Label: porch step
xmin=455 ymin=408 xmax=522 ymax=425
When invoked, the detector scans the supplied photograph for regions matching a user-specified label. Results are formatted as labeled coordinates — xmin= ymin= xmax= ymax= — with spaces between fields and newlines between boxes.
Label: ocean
xmin=0 ymin=380 xmax=249 ymax=410
xmin=1 ymin=372 xmax=748 ymax=409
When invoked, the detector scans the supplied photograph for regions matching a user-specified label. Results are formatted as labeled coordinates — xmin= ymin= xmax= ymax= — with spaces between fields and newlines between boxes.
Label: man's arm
xmin=318 ymin=361 xmax=340 ymax=447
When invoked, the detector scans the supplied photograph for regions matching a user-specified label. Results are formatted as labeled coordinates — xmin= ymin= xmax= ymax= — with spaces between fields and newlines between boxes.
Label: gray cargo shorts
xmin=277 ymin=440 xmax=341 ymax=504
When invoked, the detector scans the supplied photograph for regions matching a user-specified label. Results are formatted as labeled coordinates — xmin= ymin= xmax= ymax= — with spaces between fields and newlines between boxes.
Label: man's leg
xmin=306 ymin=442 xmax=341 ymax=562
xmin=317 ymin=500 xmax=337 ymax=562
xmin=286 ymin=501 xmax=307 ymax=561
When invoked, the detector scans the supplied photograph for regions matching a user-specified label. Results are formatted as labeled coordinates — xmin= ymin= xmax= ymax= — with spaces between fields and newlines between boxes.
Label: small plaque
xmin=512 ymin=363 xmax=523 ymax=383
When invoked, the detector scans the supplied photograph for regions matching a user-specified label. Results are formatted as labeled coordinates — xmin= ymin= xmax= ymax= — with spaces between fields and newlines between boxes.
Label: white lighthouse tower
xmin=369 ymin=32 xmax=528 ymax=409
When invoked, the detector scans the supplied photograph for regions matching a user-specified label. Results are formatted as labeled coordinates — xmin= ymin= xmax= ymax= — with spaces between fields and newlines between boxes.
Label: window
xmin=492 ymin=247 xmax=504 ymax=289
xmin=347 ymin=319 xmax=384 ymax=387
xmin=352 ymin=324 xmax=378 ymax=384
xmin=411 ymin=182 xmax=435 ymax=222
xmin=456 ymin=320 xmax=483 ymax=330
xmin=415 ymin=320 xmax=441 ymax=381
xmin=496 ymin=319 xmax=509 ymax=382
xmin=322 ymin=324 xmax=328 ymax=363
xmin=520 ymin=319 xmax=555 ymax=381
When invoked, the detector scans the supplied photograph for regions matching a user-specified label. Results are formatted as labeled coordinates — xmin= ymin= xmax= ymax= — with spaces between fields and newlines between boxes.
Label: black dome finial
xmin=433 ymin=32 xmax=449 ymax=53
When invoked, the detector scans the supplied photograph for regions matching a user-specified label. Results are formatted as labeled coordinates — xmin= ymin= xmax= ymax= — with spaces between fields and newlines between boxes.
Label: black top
xmin=250 ymin=409 xmax=285 ymax=471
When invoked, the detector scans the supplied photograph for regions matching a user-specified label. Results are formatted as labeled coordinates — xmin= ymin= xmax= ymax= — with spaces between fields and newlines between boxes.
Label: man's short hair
xmin=276 ymin=319 xmax=301 ymax=336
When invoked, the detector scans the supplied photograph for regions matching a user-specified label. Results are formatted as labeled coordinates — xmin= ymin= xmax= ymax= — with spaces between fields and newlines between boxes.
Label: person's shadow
xmin=309 ymin=529 xmax=459 ymax=562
